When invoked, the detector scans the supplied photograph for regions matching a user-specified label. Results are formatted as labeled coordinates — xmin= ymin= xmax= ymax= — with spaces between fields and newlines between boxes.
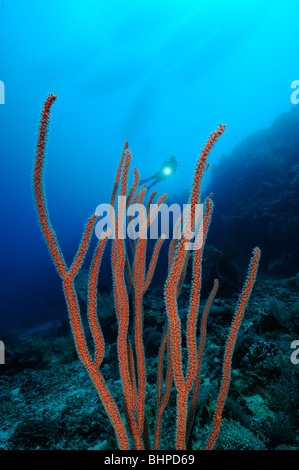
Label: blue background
xmin=0 ymin=0 xmax=298 ymax=332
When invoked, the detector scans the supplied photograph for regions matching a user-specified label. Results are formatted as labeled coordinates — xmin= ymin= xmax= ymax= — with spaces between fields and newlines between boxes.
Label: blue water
xmin=0 ymin=0 xmax=298 ymax=331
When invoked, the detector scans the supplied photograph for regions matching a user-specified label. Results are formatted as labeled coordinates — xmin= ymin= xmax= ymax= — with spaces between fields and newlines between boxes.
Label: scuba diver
xmin=139 ymin=156 xmax=178 ymax=191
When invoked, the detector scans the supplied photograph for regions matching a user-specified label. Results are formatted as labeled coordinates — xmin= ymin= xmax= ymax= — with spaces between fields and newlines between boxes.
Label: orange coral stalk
xmin=185 ymin=197 xmax=213 ymax=390
xmin=205 ymin=247 xmax=261 ymax=450
xmin=127 ymin=167 xmax=140 ymax=207
xmin=110 ymin=140 xmax=128 ymax=208
xmin=33 ymin=96 xmax=260 ymax=451
xmin=132 ymin=191 xmax=168 ymax=437
xmin=112 ymin=151 xmax=142 ymax=448
xmin=164 ymin=125 xmax=227 ymax=450
xmin=146 ymin=190 xmax=157 ymax=215
xmin=154 ymin=325 xmax=173 ymax=449
xmin=143 ymin=235 xmax=166 ymax=292
xmin=68 ymin=214 xmax=98 ymax=278
xmin=190 ymin=124 xmax=226 ymax=230
xmin=33 ymin=95 xmax=130 ymax=450
xmin=63 ymin=276 xmax=130 ymax=450
xmin=32 ymin=93 xmax=67 ymax=279
xmin=87 ymin=231 xmax=112 ymax=368
xmin=187 ymin=278 xmax=219 ymax=438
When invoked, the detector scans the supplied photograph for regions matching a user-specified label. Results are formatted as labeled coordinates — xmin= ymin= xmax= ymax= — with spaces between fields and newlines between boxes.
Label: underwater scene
xmin=0 ymin=0 xmax=299 ymax=454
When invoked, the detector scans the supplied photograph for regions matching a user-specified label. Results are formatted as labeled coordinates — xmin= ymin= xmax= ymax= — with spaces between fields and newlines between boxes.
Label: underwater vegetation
xmin=29 ymin=94 xmax=260 ymax=450
xmin=0 ymin=102 xmax=298 ymax=450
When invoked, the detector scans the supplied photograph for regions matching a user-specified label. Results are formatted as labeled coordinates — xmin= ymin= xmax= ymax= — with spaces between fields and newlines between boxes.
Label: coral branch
xmin=187 ymin=278 xmax=219 ymax=439
xmin=154 ymin=326 xmax=173 ymax=450
xmin=33 ymin=95 xmax=130 ymax=450
xmin=33 ymin=96 xmax=260 ymax=451
xmin=205 ymin=246 xmax=261 ymax=450
xmin=32 ymin=93 xmax=67 ymax=278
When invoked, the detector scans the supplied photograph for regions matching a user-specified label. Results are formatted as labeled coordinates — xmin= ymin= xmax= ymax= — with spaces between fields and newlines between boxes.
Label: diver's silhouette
xmin=139 ymin=156 xmax=178 ymax=191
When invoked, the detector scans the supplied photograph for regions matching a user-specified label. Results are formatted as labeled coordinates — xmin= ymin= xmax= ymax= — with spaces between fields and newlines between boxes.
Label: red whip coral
xmin=32 ymin=94 xmax=260 ymax=450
